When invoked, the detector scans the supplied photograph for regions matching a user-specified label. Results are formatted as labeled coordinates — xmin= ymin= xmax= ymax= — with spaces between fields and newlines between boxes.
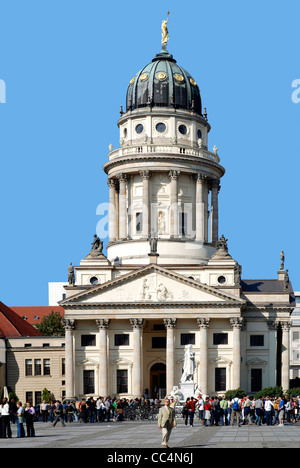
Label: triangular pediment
xmin=61 ymin=265 xmax=245 ymax=308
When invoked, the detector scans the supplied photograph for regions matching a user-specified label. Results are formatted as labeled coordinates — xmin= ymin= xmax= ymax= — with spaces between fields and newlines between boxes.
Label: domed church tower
xmin=59 ymin=19 xmax=293 ymax=402
xmin=103 ymin=38 xmax=225 ymax=266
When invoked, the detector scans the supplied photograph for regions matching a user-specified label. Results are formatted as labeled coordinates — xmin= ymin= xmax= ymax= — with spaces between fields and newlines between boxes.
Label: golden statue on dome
xmin=161 ymin=11 xmax=170 ymax=47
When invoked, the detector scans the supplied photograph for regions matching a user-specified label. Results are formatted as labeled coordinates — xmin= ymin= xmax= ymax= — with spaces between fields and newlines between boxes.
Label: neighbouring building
xmin=0 ymin=301 xmax=66 ymax=405
xmin=290 ymin=292 xmax=300 ymax=383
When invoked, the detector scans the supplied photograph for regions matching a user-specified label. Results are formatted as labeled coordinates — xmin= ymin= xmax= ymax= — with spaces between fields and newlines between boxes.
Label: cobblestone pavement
xmin=1 ymin=420 xmax=300 ymax=448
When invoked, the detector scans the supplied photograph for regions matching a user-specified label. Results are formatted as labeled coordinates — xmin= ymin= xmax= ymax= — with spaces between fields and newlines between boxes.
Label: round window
xmin=90 ymin=277 xmax=99 ymax=285
xmin=156 ymin=122 xmax=166 ymax=133
xmin=217 ymin=276 xmax=226 ymax=285
xmin=136 ymin=124 xmax=144 ymax=134
xmin=197 ymin=129 xmax=202 ymax=139
xmin=178 ymin=124 xmax=187 ymax=135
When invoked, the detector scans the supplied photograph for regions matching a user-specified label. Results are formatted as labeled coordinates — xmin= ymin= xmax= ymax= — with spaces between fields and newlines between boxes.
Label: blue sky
xmin=0 ymin=0 xmax=299 ymax=305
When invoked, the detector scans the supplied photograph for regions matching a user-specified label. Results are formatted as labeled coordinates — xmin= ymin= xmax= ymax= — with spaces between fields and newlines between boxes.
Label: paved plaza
xmin=1 ymin=419 xmax=300 ymax=449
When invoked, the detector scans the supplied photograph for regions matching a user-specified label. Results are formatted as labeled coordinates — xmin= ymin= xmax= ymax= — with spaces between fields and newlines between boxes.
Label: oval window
xmin=136 ymin=124 xmax=144 ymax=134
xmin=178 ymin=124 xmax=187 ymax=135
xmin=156 ymin=123 xmax=166 ymax=133
xmin=218 ymin=276 xmax=226 ymax=285
xmin=90 ymin=277 xmax=99 ymax=285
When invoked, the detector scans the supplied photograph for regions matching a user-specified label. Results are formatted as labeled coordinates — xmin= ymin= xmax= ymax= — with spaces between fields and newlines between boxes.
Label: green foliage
xmin=36 ymin=311 xmax=65 ymax=337
xmin=0 ymin=387 xmax=19 ymax=403
xmin=254 ymin=386 xmax=283 ymax=399
xmin=42 ymin=388 xmax=55 ymax=403
xmin=225 ymin=388 xmax=246 ymax=399
xmin=286 ymin=387 xmax=300 ymax=397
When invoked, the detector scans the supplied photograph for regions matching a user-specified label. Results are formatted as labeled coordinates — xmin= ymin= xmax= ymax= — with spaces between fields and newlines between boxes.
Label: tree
xmin=42 ymin=388 xmax=55 ymax=403
xmin=36 ymin=311 xmax=65 ymax=336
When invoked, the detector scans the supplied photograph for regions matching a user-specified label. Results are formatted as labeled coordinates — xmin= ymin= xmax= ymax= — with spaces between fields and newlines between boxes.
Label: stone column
xmin=117 ymin=173 xmax=127 ymax=240
xmin=197 ymin=318 xmax=210 ymax=396
xmin=281 ymin=321 xmax=291 ymax=392
xmin=195 ymin=174 xmax=206 ymax=243
xmin=96 ymin=319 xmax=110 ymax=397
xmin=267 ymin=321 xmax=277 ymax=387
xmin=210 ymin=179 xmax=220 ymax=245
xmin=130 ymin=318 xmax=144 ymax=397
xmin=107 ymin=179 xmax=117 ymax=243
xmin=140 ymin=170 xmax=151 ymax=238
xmin=230 ymin=318 xmax=243 ymax=390
xmin=63 ymin=319 xmax=76 ymax=399
xmin=164 ymin=318 xmax=177 ymax=395
xmin=114 ymin=181 xmax=119 ymax=240
xmin=169 ymin=170 xmax=180 ymax=238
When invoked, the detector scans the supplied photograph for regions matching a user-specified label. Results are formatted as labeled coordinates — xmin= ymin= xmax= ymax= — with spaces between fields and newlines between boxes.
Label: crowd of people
xmin=182 ymin=394 xmax=300 ymax=428
xmin=0 ymin=396 xmax=161 ymax=437
xmin=0 ymin=393 xmax=300 ymax=438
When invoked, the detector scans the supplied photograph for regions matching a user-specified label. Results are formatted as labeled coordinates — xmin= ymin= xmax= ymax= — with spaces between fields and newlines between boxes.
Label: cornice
xmin=63 ymin=301 xmax=243 ymax=310
xmin=103 ymin=153 xmax=225 ymax=177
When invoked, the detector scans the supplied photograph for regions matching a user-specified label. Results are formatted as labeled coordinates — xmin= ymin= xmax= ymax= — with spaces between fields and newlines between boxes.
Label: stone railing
xmin=108 ymin=144 xmax=220 ymax=164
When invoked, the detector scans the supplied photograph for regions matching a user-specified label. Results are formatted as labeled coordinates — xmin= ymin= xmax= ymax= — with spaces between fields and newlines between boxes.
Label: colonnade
xmin=107 ymin=171 xmax=220 ymax=244
xmin=63 ymin=317 xmax=291 ymax=400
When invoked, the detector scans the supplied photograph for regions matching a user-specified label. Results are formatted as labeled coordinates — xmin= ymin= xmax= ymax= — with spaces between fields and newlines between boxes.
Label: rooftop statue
xmin=161 ymin=12 xmax=170 ymax=47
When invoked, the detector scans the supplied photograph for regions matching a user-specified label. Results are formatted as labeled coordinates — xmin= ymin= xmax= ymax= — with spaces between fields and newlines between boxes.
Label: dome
xmin=126 ymin=49 xmax=202 ymax=115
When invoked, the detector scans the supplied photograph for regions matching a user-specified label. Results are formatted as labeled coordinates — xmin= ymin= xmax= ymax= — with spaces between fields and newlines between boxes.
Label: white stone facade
xmin=59 ymin=45 xmax=294 ymax=400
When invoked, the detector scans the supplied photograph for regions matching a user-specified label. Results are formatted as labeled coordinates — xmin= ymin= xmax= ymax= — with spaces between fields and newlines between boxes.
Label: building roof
xmin=0 ymin=302 xmax=44 ymax=338
xmin=10 ymin=306 xmax=64 ymax=326
xmin=241 ymin=279 xmax=293 ymax=294
xmin=126 ymin=49 xmax=202 ymax=115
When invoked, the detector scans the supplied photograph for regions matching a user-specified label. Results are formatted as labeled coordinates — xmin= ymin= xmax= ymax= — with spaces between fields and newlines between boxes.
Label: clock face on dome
xmin=174 ymin=73 xmax=184 ymax=82
xmin=156 ymin=72 xmax=167 ymax=81
xmin=140 ymin=73 xmax=149 ymax=82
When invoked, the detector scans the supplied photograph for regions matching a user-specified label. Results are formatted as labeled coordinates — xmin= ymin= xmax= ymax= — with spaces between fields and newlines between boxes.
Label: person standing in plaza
xmin=264 ymin=397 xmax=274 ymax=426
xmin=40 ymin=400 xmax=49 ymax=423
xmin=220 ymin=396 xmax=228 ymax=426
xmin=158 ymin=398 xmax=177 ymax=449
xmin=0 ymin=398 xmax=12 ymax=438
xmin=185 ymin=397 xmax=196 ymax=427
xmin=211 ymin=396 xmax=221 ymax=426
xmin=197 ymin=395 xmax=205 ymax=425
xmin=230 ymin=396 xmax=241 ymax=427
xmin=16 ymin=402 xmax=25 ymax=438
xmin=242 ymin=396 xmax=252 ymax=425
xmin=255 ymin=397 xmax=264 ymax=426
xmin=24 ymin=402 xmax=36 ymax=437
xmin=204 ymin=397 xmax=212 ymax=426
xmin=278 ymin=397 xmax=285 ymax=427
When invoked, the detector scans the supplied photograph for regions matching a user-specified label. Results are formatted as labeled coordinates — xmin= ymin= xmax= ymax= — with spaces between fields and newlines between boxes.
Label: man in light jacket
xmin=158 ymin=398 xmax=177 ymax=448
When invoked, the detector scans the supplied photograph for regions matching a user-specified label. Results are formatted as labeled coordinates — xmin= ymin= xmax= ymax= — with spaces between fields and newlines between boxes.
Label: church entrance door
xmin=150 ymin=363 xmax=166 ymax=399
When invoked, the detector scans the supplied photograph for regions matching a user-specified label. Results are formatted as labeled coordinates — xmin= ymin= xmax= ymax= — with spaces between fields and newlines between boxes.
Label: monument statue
xmin=91 ymin=234 xmax=103 ymax=253
xmin=161 ymin=12 xmax=170 ymax=47
xmin=180 ymin=344 xmax=196 ymax=383
xmin=170 ymin=386 xmax=183 ymax=403
xmin=149 ymin=237 xmax=158 ymax=255
xmin=280 ymin=250 xmax=285 ymax=271
xmin=68 ymin=262 xmax=75 ymax=286
xmin=216 ymin=234 xmax=228 ymax=252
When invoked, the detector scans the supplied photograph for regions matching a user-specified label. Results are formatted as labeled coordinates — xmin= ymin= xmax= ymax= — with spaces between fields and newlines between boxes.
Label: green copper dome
xmin=126 ymin=49 xmax=202 ymax=115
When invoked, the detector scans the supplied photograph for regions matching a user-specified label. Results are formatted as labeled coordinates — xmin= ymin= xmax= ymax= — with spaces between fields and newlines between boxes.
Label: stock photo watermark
xmin=95 ymin=201 xmax=206 ymax=250
xmin=0 ymin=79 xmax=6 ymax=103
xmin=292 ymin=79 xmax=300 ymax=104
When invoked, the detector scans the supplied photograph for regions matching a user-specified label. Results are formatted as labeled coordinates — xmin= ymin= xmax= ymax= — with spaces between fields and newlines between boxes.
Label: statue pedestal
xmin=180 ymin=381 xmax=195 ymax=402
